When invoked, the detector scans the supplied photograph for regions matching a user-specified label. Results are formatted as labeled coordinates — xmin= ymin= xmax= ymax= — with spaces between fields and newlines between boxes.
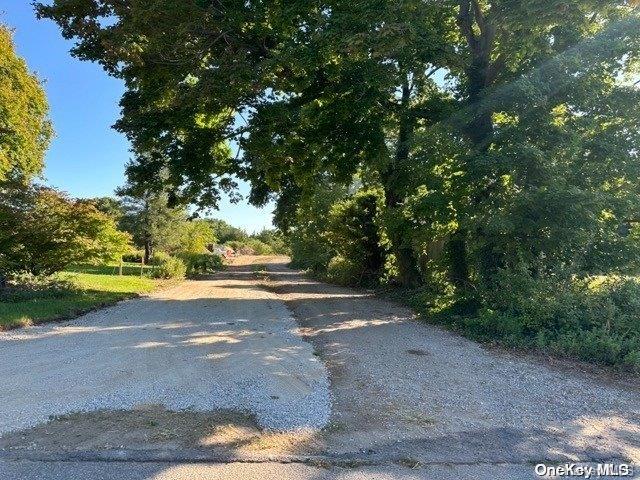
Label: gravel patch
xmin=0 ymin=268 xmax=331 ymax=435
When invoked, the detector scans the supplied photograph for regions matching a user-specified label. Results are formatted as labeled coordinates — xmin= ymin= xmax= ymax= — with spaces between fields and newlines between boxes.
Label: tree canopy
xmin=0 ymin=25 xmax=53 ymax=181
xmin=36 ymin=0 xmax=640 ymax=289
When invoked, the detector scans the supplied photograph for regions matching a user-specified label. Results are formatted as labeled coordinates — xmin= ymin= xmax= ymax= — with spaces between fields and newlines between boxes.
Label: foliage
xmin=122 ymin=250 xmax=145 ymax=264
xmin=415 ymin=272 xmax=640 ymax=371
xmin=288 ymin=182 xmax=347 ymax=273
xmin=37 ymin=0 xmax=640 ymax=369
xmin=206 ymin=219 xmax=248 ymax=244
xmin=253 ymin=229 xmax=290 ymax=255
xmin=80 ymin=196 xmax=124 ymax=220
xmin=178 ymin=252 xmax=224 ymax=276
xmin=0 ymin=26 xmax=53 ymax=181
xmin=179 ymin=220 xmax=216 ymax=254
xmin=219 ymin=228 xmax=287 ymax=256
xmin=149 ymin=252 xmax=186 ymax=279
xmin=0 ymin=182 xmax=132 ymax=276
xmin=325 ymin=255 xmax=363 ymax=286
xmin=243 ymin=239 xmax=273 ymax=256
xmin=325 ymin=188 xmax=386 ymax=285
xmin=117 ymin=189 xmax=188 ymax=261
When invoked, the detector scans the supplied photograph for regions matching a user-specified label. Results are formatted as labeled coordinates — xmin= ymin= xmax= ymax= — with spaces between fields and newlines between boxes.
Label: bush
xmin=245 ymin=239 xmax=273 ymax=255
xmin=178 ymin=253 xmax=224 ymax=276
xmin=325 ymin=189 xmax=386 ymax=286
xmin=427 ymin=269 xmax=640 ymax=370
xmin=149 ymin=252 xmax=186 ymax=279
xmin=122 ymin=250 xmax=144 ymax=263
xmin=0 ymin=182 xmax=132 ymax=276
xmin=325 ymin=255 xmax=361 ymax=286
xmin=0 ymin=272 xmax=74 ymax=303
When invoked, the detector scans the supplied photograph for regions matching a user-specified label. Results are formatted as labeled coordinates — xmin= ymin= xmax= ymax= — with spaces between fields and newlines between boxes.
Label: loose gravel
xmin=0 ymin=267 xmax=331 ymax=435
xmin=264 ymin=260 xmax=640 ymax=464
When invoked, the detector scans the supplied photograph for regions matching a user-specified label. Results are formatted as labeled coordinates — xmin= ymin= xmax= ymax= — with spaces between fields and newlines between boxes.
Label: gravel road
xmin=0 ymin=265 xmax=330 ymax=434
xmin=264 ymin=258 xmax=640 ymax=465
xmin=1 ymin=256 xmax=639 ymax=479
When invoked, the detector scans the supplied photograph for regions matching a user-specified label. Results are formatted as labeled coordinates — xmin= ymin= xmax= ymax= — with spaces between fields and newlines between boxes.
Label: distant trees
xmin=205 ymin=219 xmax=248 ymax=244
xmin=0 ymin=26 xmax=52 ymax=182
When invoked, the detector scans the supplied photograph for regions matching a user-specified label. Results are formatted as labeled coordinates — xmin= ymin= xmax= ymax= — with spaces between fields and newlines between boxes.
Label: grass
xmin=65 ymin=262 xmax=154 ymax=277
xmin=0 ymin=264 xmax=161 ymax=330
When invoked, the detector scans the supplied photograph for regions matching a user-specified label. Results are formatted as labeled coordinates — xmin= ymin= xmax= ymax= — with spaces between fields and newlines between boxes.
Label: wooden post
xmin=119 ymin=257 xmax=123 ymax=276
xmin=141 ymin=256 xmax=145 ymax=278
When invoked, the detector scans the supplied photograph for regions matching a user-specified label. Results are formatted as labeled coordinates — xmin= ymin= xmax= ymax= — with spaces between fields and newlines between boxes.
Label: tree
xmin=0 ymin=182 xmax=131 ymax=277
xmin=180 ymin=220 xmax=216 ymax=254
xmin=37 ymin=0 xmax=640 ymax=295
xmin=35 ymin=0 xmax=455 ymax=285
xmin=442 ymin=1 xmax=640 ymax=287
xmin=0 ymin=25 xmax=53 ymax=181
xmin=117 ymin=189 xmax=187 ymax=263
xmin=79 ymin=196 xmax=124 ymax=220
xmin=205 ymin=219 xmax=248 ymax=244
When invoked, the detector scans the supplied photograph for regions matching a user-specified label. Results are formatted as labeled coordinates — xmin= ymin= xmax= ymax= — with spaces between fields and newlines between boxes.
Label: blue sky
xmin=2 ymin=3 xmax=275 ymax=233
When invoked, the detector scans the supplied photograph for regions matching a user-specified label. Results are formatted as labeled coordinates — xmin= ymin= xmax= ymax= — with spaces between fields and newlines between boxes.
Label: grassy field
xmin=0 ymin=264 xmax=161 ymax=330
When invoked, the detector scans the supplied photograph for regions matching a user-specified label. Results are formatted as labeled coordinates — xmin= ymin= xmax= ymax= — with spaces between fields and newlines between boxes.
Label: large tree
xmin=36 ymin=0 xmax=640 ymax=292
xmin=0 ymin=25 xmax=53 ymax=181
xmin=444 ymin=1 xmax=640 ymax=287
xmin=35 ymin=0 xmax=455 ymax=285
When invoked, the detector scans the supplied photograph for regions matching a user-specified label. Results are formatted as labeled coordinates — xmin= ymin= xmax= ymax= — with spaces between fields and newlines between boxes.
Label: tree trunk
xmin=448 ymin=230 xmax=470 ymax=288
xmin=144 ymin=240 xmax=152 ymax=265
xmin=453 ymin=0 xmax=502 ymax=287
xmin=382 ymin=79 xmax=421 ymax=287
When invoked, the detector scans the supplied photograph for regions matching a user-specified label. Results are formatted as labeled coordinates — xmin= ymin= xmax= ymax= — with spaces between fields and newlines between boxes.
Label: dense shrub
xmin=325 ymin=255 xmax=362 ymax=286
xmin=225 ymin=239 xmax=275 ymax=256
xmin=244 ymin=239 xmax=273 ymax=255
xmin=149 ymin=252 xmax=186 ymax=279
xmin=0 ymin=272 xmax=74 ymax=303
xmin=419 ymin=271 xmax=640 ymax=371
xmin=122 ymin=250 xmax=144 ymax=263
xmin=179 ymin=253 xmax=224 ymax=276
xmin=253 ymin=229 xmax=290 ymax=255
xmin=325 ymin=189 xmax=386 ymax=286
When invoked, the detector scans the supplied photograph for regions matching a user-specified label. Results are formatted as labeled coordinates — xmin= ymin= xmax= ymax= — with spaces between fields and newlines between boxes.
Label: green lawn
xmin=0 ymin=265 xmax=160 ymax=330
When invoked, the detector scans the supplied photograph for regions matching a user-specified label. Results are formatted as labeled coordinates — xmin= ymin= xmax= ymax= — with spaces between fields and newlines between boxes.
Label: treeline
xmin=0 ymin=181 xmax=287 ymax=281
xmin=36 ymin=1 xmax=640 ymax=369
xmin=87 ymin=191 xmax=289 ymax=264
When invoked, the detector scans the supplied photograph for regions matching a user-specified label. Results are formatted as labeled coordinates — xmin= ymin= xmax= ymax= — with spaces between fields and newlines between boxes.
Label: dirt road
xmin=1 ymin=256 xmax=638 ymax=479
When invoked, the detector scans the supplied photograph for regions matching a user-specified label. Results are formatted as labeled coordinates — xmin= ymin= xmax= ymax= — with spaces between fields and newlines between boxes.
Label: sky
xmin=1 ymin=3 xmax=275 ymax=233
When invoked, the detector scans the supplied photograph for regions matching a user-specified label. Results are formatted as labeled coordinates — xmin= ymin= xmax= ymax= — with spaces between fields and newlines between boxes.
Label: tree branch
xmin=457 ymin=0 xmax=479 ymax=53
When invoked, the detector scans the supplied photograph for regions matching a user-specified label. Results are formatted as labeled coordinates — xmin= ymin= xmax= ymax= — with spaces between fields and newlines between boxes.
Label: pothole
xmin=406 ymin=349 xmax=429 ymax=356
